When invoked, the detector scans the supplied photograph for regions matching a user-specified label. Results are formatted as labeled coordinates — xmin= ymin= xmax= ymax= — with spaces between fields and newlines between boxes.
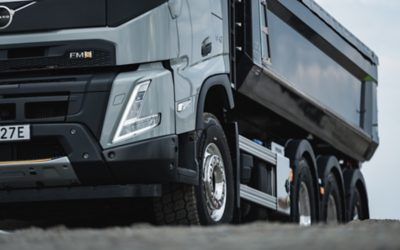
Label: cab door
xmin=187 ymin=0 xmax=213 ymax=63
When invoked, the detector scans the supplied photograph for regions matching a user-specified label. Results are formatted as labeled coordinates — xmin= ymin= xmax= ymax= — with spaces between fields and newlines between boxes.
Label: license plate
xmin=0 ymin=125 xmax=30 ymax=142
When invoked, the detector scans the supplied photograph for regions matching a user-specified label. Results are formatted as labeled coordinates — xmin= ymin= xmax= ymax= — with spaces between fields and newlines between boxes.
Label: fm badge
xmin=69 ymin=51 xmax=94 ymax=60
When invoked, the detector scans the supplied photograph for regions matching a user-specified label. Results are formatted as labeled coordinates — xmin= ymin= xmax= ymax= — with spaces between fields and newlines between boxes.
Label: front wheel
xmin=195 ymin=113 xmax=234 ymax=224
xmin=154 ymin=113 xmax=234 ymax=225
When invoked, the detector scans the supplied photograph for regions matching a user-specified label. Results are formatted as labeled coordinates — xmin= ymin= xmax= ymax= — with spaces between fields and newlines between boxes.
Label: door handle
xmin=201 ymin=37 xmax=212 ymax=57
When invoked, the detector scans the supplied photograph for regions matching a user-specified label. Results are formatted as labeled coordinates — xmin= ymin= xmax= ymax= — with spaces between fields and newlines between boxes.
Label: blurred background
xmin=316 ymin=0 xmax=400 ymax=219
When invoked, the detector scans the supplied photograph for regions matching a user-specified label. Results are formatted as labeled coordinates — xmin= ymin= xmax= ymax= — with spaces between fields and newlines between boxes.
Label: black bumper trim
xmin=103 ymin=135 xmax=180 ymax=184
xmin=32 ymin=124 xmax=182 ymax=185
xmin=32 ymin=123 xmax=112 ymax=185
xmin=1 ymin=123 xmax=198 ymax=189
xmin=0 ymin=184 xmax=161 ymax=204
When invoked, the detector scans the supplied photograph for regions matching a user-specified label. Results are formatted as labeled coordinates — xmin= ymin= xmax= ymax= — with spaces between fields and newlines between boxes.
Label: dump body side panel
xmin=236 ymin=0 xmax=379 ymax=161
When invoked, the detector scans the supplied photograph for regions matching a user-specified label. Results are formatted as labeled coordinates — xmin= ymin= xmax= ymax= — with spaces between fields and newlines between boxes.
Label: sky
xmin=316 ymin=0 xmax=400 ymax=219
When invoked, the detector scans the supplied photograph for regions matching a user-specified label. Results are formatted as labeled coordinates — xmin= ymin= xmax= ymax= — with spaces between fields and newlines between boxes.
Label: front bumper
xmin=0 ymin=123 xmax=180 ymax=189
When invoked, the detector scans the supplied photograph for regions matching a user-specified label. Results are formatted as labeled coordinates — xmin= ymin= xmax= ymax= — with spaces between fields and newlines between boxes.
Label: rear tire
xmin=291 ymin=158 xmax=318 ymax=226
xmin=154 ymin=113 xmax=234 ymax=225
xmin=344 ymin=169 xmax=369 ymax=222
xmin=349 ymin=186 xmax=368 ymax=221
xmin=321 ymin=174 xmax=343 ymax=224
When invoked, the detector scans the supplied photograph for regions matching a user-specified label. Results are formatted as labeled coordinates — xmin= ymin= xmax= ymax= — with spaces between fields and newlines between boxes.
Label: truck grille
xmin=0 ymin=95 xmax=69 ymax=123
xmin=0 ymin=49 xmax=113 ymax=73
xmin=0 ymin=139 xmax=66 ymax=162
xmin=25 ymin=101 xmax=69 ymax=120
xmin=0 ymin=104 xmax=16 ymax=121
xmin=0 ymin=40 xmax=116 ymax=74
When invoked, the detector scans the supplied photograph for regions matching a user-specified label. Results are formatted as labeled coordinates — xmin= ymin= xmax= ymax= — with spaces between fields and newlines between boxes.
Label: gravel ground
xmin=0 ymin=220 xmax=399 ymax=250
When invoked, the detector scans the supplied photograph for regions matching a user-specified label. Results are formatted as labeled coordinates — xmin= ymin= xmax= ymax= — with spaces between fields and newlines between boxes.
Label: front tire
xmin=154 ymin=113 xmax=234 ymax=225
xmin=195 ymin=113 xmax=234 ymax=224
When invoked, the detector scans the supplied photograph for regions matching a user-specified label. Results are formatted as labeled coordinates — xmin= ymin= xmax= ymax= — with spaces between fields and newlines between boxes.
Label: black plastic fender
xmin=285 ymin=139 xmax=320 ymax=221
xmin=316 ymin=156 xmax=346 ymax=222
xmin=343 ymin=168 xmax=370 ymax=221
xmin=177 ymin=75 xmax=235 ymax=186
xmin=196 ymin=74 xmax=235 ymax=130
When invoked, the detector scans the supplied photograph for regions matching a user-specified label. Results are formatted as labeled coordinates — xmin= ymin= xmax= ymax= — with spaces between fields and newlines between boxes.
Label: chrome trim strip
xmin=0 ymin=156 xmax=70 ymax=167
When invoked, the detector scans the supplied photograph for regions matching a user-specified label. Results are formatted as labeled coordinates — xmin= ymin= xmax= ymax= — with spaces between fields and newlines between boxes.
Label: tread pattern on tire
xmin=154 ymin=184 xmax=200 ymax=225
xmin=322 ymin=174 xmax=343 ymax=223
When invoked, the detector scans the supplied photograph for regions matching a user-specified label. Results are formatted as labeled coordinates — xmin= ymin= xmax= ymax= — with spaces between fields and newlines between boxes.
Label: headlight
xmin=113 ymin=80 xmax=161 ymax=143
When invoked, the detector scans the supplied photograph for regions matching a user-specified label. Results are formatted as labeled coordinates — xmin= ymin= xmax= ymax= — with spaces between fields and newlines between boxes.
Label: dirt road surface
xmin=0 ymin=220 xmax=399 ymax=250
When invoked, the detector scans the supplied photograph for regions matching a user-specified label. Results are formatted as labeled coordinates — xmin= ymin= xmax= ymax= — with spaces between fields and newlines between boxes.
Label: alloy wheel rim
xmin=202 ymin=143 xmax=227 ymax=222
xmin=326 ymin=194 xmax=338 ymax=224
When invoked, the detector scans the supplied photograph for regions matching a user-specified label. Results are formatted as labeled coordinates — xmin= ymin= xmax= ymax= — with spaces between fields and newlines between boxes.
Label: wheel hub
xmin=202 ymin=143 xmax=227 ymax=222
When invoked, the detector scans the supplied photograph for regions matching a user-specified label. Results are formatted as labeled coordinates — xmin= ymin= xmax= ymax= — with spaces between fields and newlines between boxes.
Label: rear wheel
xmin=154 ymin=113 xmax=234 ymax=225
xmin=344 ymin=169 xmax=369 ymax=221
xmin=349 ymin=186 xmax=368 ymax=221
xmin=291 ymin=158 xmax=317 ymax=226
xmin=321 ymin=174 xmax=343 ymax=224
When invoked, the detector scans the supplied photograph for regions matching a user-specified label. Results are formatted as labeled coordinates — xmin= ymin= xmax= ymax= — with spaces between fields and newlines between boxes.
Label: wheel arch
xmin=177 ymin=74 xmax=235 ymax=186
xmin=196 ymin=74 xmax=234 ymax=130
xmin=343 ymin=168 xmax=370 ymax=221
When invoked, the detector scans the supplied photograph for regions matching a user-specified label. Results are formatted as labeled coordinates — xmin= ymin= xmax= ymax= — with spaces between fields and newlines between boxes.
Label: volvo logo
xmin=0 ymin=6 xmax=12 ymax=29
xmin=0 ymin=1 xmax=37 ymax=30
